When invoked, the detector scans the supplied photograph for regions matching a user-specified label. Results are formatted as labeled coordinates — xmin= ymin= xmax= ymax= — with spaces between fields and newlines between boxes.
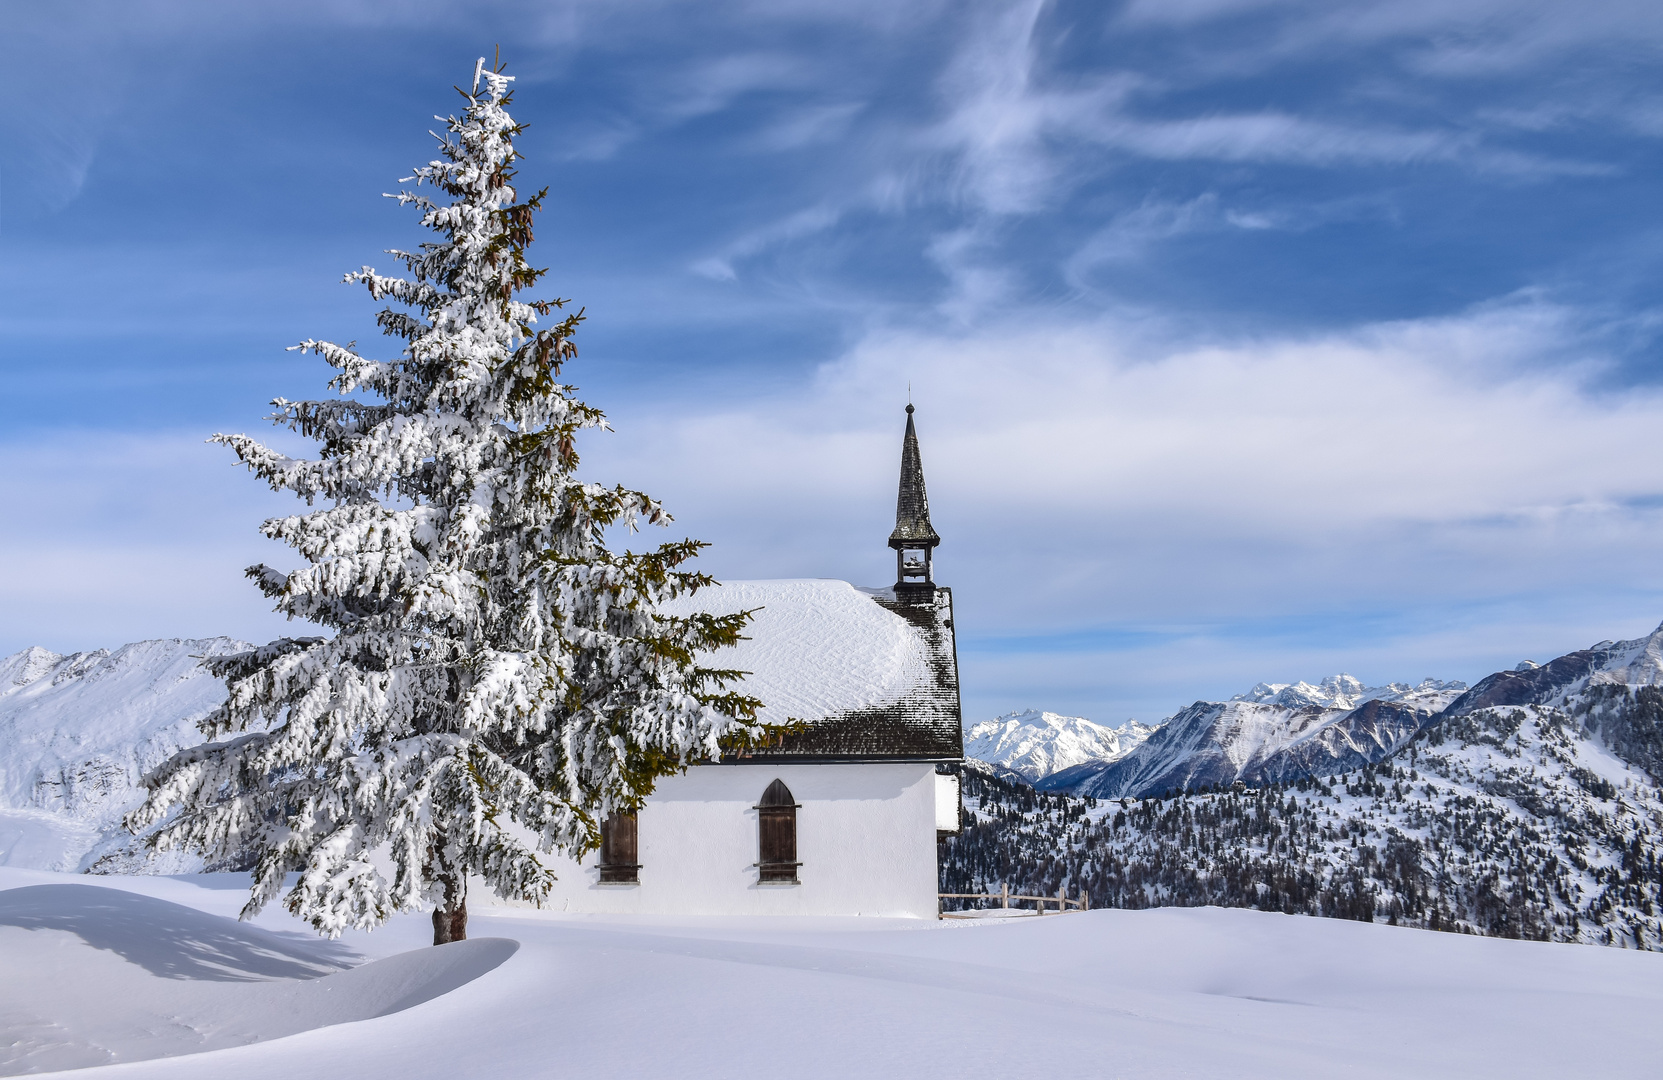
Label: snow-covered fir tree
xmin=128 ymin=58 xmax=766 ymax=944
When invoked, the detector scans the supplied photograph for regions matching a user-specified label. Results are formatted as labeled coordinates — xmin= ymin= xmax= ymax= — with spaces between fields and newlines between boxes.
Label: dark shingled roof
xmin=888 ymin=405 xmax=940 ymax=550
xmin=731 ymin=587 xmax=964 ymax=763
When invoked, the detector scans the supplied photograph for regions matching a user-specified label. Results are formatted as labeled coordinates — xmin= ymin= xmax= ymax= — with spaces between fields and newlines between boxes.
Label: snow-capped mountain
xmin=963 ymin=710 xmax=1155 ymax=783
xmin=1037 ymin=625 xmax=1663 ymax=800
xmin=1042 ymin=696 xmax=1431 ymax=798
xmin=1232 ymin=674 xmax=1467 ymax=711
xmin=0 ymin=638 xmax=245 ymax=872
xmin=1444 ymin=628 xmax=1663 ymax=712
xmin=1036 ymin=673 xmax=1467 ymax=799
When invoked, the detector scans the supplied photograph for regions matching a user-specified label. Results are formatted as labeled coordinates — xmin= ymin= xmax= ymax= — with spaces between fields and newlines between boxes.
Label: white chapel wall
xmin=481 ymin=762 xmax=941 ymax=918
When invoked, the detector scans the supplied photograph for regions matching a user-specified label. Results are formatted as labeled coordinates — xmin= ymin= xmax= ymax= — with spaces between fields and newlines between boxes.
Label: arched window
xmin=598 ymin=813 xmax=639 ymax=884
xmin=756 ymin=779 xmax=800 ymax=884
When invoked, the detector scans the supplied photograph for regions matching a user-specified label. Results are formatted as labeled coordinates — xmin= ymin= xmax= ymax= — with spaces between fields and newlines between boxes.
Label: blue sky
xmin=4 ymin=0 xmax=1663 ymax=725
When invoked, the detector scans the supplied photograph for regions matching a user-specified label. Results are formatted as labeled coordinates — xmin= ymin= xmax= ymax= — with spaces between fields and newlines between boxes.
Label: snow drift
xmin=0 ymin=879 xmax=516 ymax=1075
xmin=1 ymin=867 xmax=1658 ymax=1080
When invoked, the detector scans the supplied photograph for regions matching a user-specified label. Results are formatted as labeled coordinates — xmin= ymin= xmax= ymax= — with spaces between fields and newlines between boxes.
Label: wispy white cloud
xmin=929 ymin=1 xmax=1140 ymax=214
xmin=1063 ymin=194 xmax=1230 ymax=274
xmin=918 ymin=0 xmax=1610 ymax=236
xmin=1088 ymin=113 xmax=1463 ymax=167
xmin=690 ymin=203 xmax=845 ymax=280
xmin=748 ymin=102 xmax=867 ymax=151
xmin=1117 ymin=0 xmax=1663 ymax=76
xmin=661 ymin=52 xmax=815 ymax=120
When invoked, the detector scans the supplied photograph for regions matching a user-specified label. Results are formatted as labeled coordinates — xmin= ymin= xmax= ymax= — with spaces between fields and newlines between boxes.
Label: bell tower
xmin=888 ymin=403 xmax=941 ymax=603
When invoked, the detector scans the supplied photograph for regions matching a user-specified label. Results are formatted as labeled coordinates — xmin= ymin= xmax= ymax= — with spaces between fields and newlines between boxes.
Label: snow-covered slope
xmin=1444 ymin=622 xmax=1663 ymax=714
xmin=0 ymin=639 xmax=245 ymax=872
xmin=963 ymin=710 xmax=1154 ymax=783
xmin=0 ymin=878 xmax=515 ymax=1074
xmin=2 ymin=867 xmax=1659 ymax=1080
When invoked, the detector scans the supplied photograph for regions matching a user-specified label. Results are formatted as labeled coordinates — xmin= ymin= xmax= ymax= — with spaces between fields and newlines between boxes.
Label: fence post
xmin=1058 ymin=885 xmax=1066 ymax=913
xmin=1001 ymin=882 xmax=1009 ymax=910
xmin=1080 ymin=888 xmax=1090 ymax=911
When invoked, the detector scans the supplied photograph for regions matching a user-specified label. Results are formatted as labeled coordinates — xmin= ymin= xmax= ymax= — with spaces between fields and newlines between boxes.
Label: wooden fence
xmin=938 ymin=883 xmax=1089 ymax=918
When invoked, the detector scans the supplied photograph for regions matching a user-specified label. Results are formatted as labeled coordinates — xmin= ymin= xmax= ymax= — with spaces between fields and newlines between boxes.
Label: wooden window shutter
xmin=756 ymin=779 xmax=800 ymax=884
xmin=599 ymin=813 xmax=639 ymax=884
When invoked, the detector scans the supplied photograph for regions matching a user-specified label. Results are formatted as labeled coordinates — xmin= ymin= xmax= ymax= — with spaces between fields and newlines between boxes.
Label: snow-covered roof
xmin=660 ymin=579 xmax=963 ymax=761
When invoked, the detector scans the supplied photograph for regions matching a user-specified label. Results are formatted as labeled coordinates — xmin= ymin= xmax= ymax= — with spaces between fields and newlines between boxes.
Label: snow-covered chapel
xmin=522 ymin=406 xmax=965 ymax=918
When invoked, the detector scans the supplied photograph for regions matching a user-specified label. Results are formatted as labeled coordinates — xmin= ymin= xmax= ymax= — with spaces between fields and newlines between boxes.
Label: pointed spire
xmin=889 ymin=404 xmax=941 ymax=550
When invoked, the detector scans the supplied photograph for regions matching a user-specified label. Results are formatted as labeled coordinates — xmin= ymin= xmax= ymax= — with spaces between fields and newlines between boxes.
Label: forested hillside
xmin=942 ymin=702 xmax=1663 ymax=947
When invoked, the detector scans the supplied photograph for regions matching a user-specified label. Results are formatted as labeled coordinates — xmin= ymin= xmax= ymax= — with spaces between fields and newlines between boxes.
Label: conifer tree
xmin=128 ymin=58 xmax=764 ymax=945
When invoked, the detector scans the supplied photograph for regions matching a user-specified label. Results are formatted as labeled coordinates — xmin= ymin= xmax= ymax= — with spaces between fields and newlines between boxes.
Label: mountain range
xmin=961 ymin=710 xmax=1155 ymax=784
xmin=1040 ymin=675 xmax=1472 ymax=798
xmin=968 ymin=627 xmax=1663 ymax=799
xmin=943 ymin=624 xmax=1663 ymax=946
xmin=965 ymin=675 xmax=1471 ymax=796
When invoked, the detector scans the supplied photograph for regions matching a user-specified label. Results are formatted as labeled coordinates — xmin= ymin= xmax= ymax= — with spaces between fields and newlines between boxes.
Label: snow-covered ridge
xmin=1046 ymin=622 xmax=1663 ymax=799
xmin=1231 ymin=674 xmax=1468 ymax=712
xmin=0 ymin=638 xmax=246 ymax=872
xmin=963 ymin=711 xmax=1155 ymax=783
xmin=1026 ymin=673 xmax=1468 ymax=797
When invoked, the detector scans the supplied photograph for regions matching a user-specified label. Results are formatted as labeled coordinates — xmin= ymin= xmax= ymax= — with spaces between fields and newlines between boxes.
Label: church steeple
xmin=888 ymin=403 xmax=941 ymax=600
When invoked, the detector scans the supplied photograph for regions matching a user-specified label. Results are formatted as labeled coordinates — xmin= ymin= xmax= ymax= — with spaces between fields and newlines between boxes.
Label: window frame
xmin=598 ymin=812 xmax=640 ymax=885
xmin=755 ymin=779 xmax=802 ymax=885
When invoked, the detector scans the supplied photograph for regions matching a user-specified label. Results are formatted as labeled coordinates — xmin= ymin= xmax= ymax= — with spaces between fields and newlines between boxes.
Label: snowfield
xmin=1 ymin=867 xmax=1658 ymax=1079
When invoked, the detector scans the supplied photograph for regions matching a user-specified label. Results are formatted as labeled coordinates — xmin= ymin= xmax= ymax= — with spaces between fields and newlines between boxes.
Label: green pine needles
xmin=127 ymin=58 xmax=766 ymax=941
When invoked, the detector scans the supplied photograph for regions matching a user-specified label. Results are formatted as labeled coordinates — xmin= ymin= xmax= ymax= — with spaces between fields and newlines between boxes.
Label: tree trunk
xmin=433 ymin=898 xmax=468 ymax=944
xmin=429 ymin=849 xmax=468 ymax=945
